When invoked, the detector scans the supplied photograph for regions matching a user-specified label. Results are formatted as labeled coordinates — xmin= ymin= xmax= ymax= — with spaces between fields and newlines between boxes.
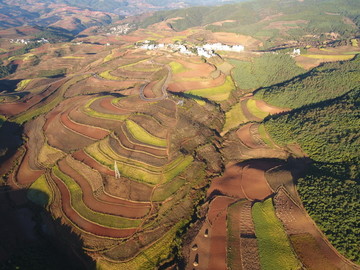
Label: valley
xmin=0 ymin=0 xmax=359 ymax=269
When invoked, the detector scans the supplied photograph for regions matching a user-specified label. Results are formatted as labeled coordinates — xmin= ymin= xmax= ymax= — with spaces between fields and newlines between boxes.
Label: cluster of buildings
xmin=138 ymin=40 xmax=245 ymax=58
xmin=105 ymin=23 xmax=134 ymax=35
xmin=9 ymin=38 xmax=49 ymax=45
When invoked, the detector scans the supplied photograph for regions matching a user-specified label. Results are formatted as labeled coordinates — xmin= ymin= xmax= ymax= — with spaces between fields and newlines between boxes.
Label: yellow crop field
xmin=99 ymin=70 xmax=123 ymax=80
xmin=169 ymin=61 xmax=187 ymax=74
xmin=187 ymin=76 xmax=235 ymax=101
xmin=246 ymin=99 xmax=269 ymax=119
xmin=126 ymin=120 xmax=167 ymax=147
xmin=15 ymin=79 xmax=32 ymax=91
xmin=302 ymin=54 xmax=355 ymax=60
xmin=222 ymin=102 xmax=248 ymax=134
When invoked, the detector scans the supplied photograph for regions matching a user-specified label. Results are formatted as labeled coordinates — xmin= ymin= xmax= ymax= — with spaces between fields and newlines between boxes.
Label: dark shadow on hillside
xmin=0 ymin=79 xmax=22 ymax=93
xmin=0 ymin=121 xmax=23 ymax=165
xmin=0 ymin=186 xmax=96 ymax=270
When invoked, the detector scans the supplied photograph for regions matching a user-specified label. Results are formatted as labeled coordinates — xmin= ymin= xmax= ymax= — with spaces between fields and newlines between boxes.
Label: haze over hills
xmin=0 ymin=0 xmax=359 ymax=269
xmin=0 ymin=0 xmax=247 ymax=33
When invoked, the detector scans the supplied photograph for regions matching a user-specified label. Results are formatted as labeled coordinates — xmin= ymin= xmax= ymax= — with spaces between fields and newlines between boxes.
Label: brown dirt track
xmin=50 ymin=171 xmax=136 ymax=238
xmin=274 ymin=188 xmax=359 ymax=270
xmin=58 ymin=158 xmax=150 ymax=219
xmin=60 ymin=110 xmax=109 ymax=140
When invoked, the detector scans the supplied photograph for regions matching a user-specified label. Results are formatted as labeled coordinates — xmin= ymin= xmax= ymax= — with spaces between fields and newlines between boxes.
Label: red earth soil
xmin=99 ymin=97 xmax=133 ymax=114
xmin=60 ymin=110 xmax=109 ymax=140
xmin=143 ymin=81 xmax=157 ymax=98
xmin=51 ymin=171 xmax=136 ymax=238
xmin=255 ymin=100 xmax=289 ymax=115
xmin=58 ymin=158 xmax=150 ymax=218
xmin=240 ymin=99 xmax=262 ymax=122
xmin=72 ymin=150 xmax=114 ymax=176
xmin=168 ymin=73 xmax=226 ymax=92
xmin=207 ymin=162 xmax=273 ymax=201
xmin=207 ymin=196 xmax=237 ymax=270
xmin=236 ymin=123 xmax=264 ymax=149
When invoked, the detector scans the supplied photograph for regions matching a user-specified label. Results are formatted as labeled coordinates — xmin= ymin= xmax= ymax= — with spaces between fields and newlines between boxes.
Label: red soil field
xmin=207 ymin=196 xmax=237 ymax=270
xmin=174 ymin=59 xmax=215 ymax=78
xmin=99 ymin=97 xmax=133 ymax=114
xmin=168 ymin=73 xmax=226 ymax=92
xmin=45 ymin=113 xmax=95 ymax=152
xmin=15 ymin=149 xmax=43 ymax=187
xmin=58 ymin=158 xmax=150 ymax=218
xmin=274 ymin=188 xmax=358 ymax=270
xmin=142 ymin=81 xmax=157 ymax=98
xmin=60 ymin=110 xmax=109 ymax=140
xmin=207 ymin=161 xmax=273 ymax=201
xmin=255 ymin=100 xmax=289 ymax=115
xmin=236 ymin=123 xmax=265 ymax=149
xmin=73 ymin=150 xmax=114 ymax=176
xmin=51 ymin=171 xmax=136 ymax=238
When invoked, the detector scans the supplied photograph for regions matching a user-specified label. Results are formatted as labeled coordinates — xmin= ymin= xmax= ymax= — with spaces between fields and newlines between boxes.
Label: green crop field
xmin=169 ymin=61 xmax=187 ymax=74
xmin=126 ymin=120 xmax=167 ymax=147
xmin=53 ymin=166 xmax=141 ymax=228
xmin=222 ymin=102 xmax=248 ymax=134
xmin=252 ymin=198 xmax=301 ymax=270
xmin=15 ymin=79 xmax=32 ymax=91
xmin=187 ymin=75 xmax=235 ymax=101
xmin=246 ymin=99 xmax=269 ymax=119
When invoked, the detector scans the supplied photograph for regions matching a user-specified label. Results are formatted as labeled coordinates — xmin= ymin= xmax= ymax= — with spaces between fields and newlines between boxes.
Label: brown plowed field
xmin=207 ymin=196 xmax=237 ymax=270
xmin=24 ymin=116 xmax=46 ymax=170
xmin=45 ymin=113 xmax=95 ymax=152
xmin=58 ymin=158 xmax=150 ymax=219
xmin=73 ymin=150 xmax=114 ymax=176
xmin=51 ymin=171 xmax=136 ymax=238
xmin=255 ymin=100 xmax=288 ymax=115
xmin=168 ymin=73 xmax=226 ymax=92
xmin=60 ymin=110 xmax=109 ymax=140
xmin=143 ymin=81 xmax=157 ymax=98
xmin=236 ymin=123 xmax=265 ymax=149
xmin=173 ymin=59 xmax=215 ymax=78
xmin=207 ymin=161 xmax=272 ymax=201
xmin=239 ymin=201 xmax=261 ymax=270
xmin=274 ymin=188 xmax=358 ymax=270
xmin=15 ymin=149 xmax=43 ymax=186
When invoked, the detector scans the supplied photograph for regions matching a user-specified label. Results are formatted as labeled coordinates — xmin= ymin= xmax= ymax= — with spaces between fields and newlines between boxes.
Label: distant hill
xmin=0 ymin=0 xmax=248 ymax=34
xmin=139 ymin=0 xmax=360 ymax=49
